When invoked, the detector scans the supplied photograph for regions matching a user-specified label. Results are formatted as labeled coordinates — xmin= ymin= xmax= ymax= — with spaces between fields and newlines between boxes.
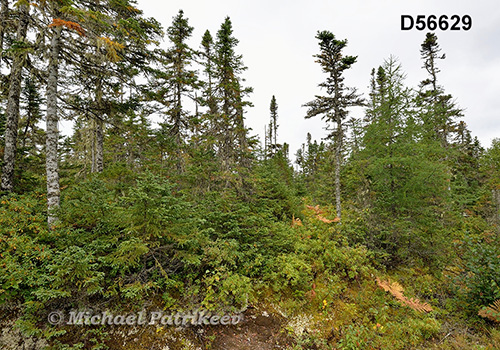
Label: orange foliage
xmin=292 ymin=215 xmax=303 ymax=227
xmin=478 ymin=299 xmax=500 ymax=322
xmin=376 ymin=277 xmax=433 ymax=313
xmin=99 ymin=36 xmax=125 ymax=51
xmin=126 ymin=6 xmax=141 ymax=13
xmin=306 ymin=204 xmax=324 ymax=215
xmin=48 ymin=18 xmax=86 ymax=36
xmin=317 ymin=215 xmax=340 ymax=223
xmin=306 ymin=204 xmax=339 ymax=224
xmin=97 ymin=37 xmax=125 ymax=62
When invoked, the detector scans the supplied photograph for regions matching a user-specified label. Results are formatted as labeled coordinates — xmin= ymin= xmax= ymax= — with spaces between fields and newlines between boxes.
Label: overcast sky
xmin=136 ymin=0 xmax=500 ymax=159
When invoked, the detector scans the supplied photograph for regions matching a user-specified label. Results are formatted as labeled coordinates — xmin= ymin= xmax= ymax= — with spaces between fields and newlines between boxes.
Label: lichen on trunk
xmin=45 ymin=25 xmax=62 ymax=227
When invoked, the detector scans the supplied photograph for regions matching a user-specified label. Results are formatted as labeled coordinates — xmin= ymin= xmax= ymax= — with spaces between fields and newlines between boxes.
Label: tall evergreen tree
xmin=62 ymin=0 xmax=162 ymax=175
xmin=1 ymin=3 xmax=29 ymax=191
xmin=212 ymin=17 xmax=253 ymax=171
xmin=161 ymin=10 xmax=198 ymax=171
xmin=417 ymin=32 xmax=480 ymax=217
xmin=199 ymin=29 xmax=218 ymax=133
xmin=295 ymin=132 xmax=331 ymax=202
xmin=19 ymin=76 xmax=44 ymax=150
xmin=269 ymin=95 xmax=279 ymax=154
xmin=303 ymin=31 xmax=364 ymax=221
xmin=450 ymin=122 xmax=483 ymax=213
xmin=481 ymin=139 xmax=500 ymax=225
xmin=418 ymin=32 xmax=462 ymax=148
xmin=34 ymin=0 xmax=98 ymax=225
xmin=355 ymin=57 xmax=449 ymax=265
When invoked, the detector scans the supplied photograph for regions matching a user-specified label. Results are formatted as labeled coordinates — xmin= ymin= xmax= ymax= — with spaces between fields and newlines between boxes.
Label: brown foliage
xmin=306 ymin=205 xmax=339 ymax=224
xmin=48 ymin=18 xmax=86 ymax=36
xmin=306 ymin=205 xmax=324 ymax=215
xmin=292 ymin=215 xmax=303 ymax=227
xmin=478 ymin=300 xmax=500 ymax=322
xmin=376 ymin=277 xmax=433 ymax=313
xmin=317 ymin=215 xmax=340 ymax=223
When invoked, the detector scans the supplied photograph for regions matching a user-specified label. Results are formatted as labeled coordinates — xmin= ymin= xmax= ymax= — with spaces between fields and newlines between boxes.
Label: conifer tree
xmin=199 ymin=30 xmax=218 ymax=132
xmin=451 ymin=121 xmax=483 ymax=212
xmin=20 ymin=76 xmax=44 ymax=151
xmin=357 ymin=57 xmax=449 ymax=265
xmin=62 ymin=0 xmax=162 ymax=174
xmin=160 ymin=10 xmax=198 ymax=171
xmin=1 ymin=3 xmax=30 ymax=191
xmin=295 ymin=132 xmax=330 ymax=200
xmin=269 ymin=95 xmax=279 ymax=154
xmin=418 ymin=32 xmax=462 ymax=148
xmin=32 ymin=0 xmax=97 ymax=224
xmin=303 ymin=31 xmax=364 ymax=221
xmin=481 ymin=139 xmax=500 ymax=224
xmin=362 ymin=58 xmax=415 ymax=216
xmin=213 ymin=17 xmax=253 ymax=171
xmin=418 ymin=32 xmax=479 ymax=215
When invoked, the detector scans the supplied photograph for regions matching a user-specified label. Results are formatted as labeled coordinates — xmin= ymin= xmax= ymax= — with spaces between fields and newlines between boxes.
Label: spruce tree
xmin=163 ymin=10 xmax=198 ymax=171
xmin=481 ymin=139 xmax=500 ymax=224
xmin=62 ymin=0 xmax=162 ymax=174
xmin=199 ymin=30 xmax=218 ymax=132
xmin=1 ymin=3 xmax=30 ymax=191
xmin=303 ymin=31 xmax=364 ymax=221
xmin=269 ymin=95 xmax=279 ymax=154
xmin=20 ymin=76 xmax=44 ymax=150
xmin=451 ymin=121 xmax=483 ymax=212
xmin=418 ymin=32 xmax=462 ymax=148
xmin=418 ymin=32 xmax=480 ymax=217
xmin=213 ymin=17 xmax=253 ymax=171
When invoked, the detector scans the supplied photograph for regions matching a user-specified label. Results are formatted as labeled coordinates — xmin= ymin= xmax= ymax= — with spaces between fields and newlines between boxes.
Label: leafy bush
xmin=454 ymin=232 xmax=500 ymax=309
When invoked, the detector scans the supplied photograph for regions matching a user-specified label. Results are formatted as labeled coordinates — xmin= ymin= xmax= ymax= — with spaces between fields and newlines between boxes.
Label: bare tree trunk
xmin=333 ymin=68 xmax=343 ymax=222
xmin=90 ymin=117 xmax=95 ymax=173
xmin=335 ymin=117 xmax=342 ymax=222
xmin=95 ymin=118 xmax=103 ymax=172
xmin=1 ymin=4 xmax=29 ymax=191
xmin=95 ymin=79 xmax=104 ymax=172
xmin=46 ymin=25 xmax=62 ymax=227
xmin=264 ymin=124 xmax=268 ymax=160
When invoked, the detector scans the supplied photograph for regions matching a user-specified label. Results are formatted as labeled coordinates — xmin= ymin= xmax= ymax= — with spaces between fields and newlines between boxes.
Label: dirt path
xmin=207 ymin=308 xmax=292 ymax=350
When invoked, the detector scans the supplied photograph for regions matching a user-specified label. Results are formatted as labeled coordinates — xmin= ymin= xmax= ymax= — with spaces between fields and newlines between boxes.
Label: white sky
xmin=136 ymin=0 xmax=500 ymax=159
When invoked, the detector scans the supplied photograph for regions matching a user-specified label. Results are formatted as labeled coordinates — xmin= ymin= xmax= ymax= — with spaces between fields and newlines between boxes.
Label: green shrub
xmin=454 ymin=233 xmax=500 ymax=310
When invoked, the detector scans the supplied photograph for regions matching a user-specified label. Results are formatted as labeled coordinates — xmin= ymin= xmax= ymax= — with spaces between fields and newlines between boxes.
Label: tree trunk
xmin=335 ymin=117 xmax=342 ymax=222
xmin=95 ymin=79 xmax=104 ymax=173
xmin=91 ymin=118 xmax=95 ymax=173
xmin=95 ymin=118 xmax=103 ymax=172
xmin=0 ymin=0 xmax=8 ymax=69
xmin=1 ymin=4 xmax=29 ymax=192
xmin=236 ymin=107 xmax=249 ymax=168
xmin=492 ymin=189 xmax=500 ymax=226
xmin=46 ymin=25 xmax=62 ymax=227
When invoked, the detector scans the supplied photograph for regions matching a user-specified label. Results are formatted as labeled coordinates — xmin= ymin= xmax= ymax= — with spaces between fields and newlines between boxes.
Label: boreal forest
xmin=0 ymin=1 xmax=499 ymax=349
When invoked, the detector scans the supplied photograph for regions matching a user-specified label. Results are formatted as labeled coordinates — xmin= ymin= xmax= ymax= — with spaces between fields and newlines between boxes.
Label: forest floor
xmin=0 ymin=306 xmax=295 ymax=350
xmin=206 ymin=308 xmax=292 ymax=350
